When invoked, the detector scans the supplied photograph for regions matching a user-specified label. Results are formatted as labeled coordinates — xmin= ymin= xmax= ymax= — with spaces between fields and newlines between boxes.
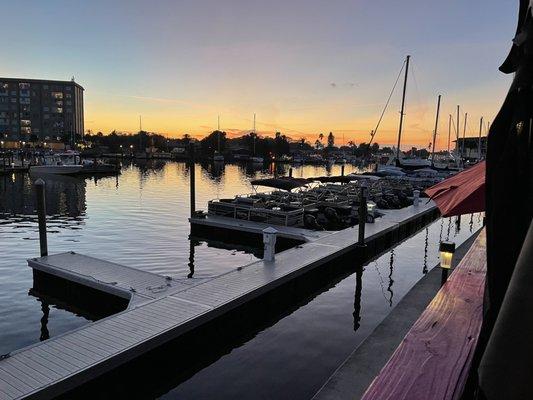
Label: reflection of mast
xmin=39 ymin=299 xmax=50 ymax=341
xmin=353 ymin=266 xmax=363 ymax=332
xmin=439 ymin=218 xmax=444 ymax=243
xmin=387 ymin=250 xmax=395 ymax=306
xmin=187 ymin=236 xmax=202 ymax=279
xmin=423 ymin=227 xmax=429 ymax=274
xmin=469 ymin=213 xmax=474 ymax=233
xmin=446 ymin=217 xmax=452 ymax=241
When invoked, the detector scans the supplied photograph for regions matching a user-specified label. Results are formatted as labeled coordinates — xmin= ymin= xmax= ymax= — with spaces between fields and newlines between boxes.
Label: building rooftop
xmin=0 ymin=77 xmax=84 ymax=90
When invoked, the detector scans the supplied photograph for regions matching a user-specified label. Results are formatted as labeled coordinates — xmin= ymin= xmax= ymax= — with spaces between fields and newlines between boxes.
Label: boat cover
xmin=250 ymin=177 xmax=310 ymax=191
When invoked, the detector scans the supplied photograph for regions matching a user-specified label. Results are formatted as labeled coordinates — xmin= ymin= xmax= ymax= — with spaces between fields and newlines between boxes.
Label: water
xmin=0 ymin=161 xmax=483 ymax=399
xmin=0 ymin=161 xmax=363 ymax=355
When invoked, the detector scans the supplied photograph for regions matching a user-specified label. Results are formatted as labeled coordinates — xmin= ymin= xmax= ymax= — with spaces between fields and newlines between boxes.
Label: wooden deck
xmin=0 ymin=201 xmax=437 ymax=400
xmin=361 ymin=229 xmax=486 ymax=400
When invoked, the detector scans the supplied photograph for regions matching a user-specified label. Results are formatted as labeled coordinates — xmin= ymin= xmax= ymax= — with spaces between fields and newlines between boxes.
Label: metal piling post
xmin=189 ymin=143 xmax=196 ymax=217
xmin=34 ymin=179 xmax=48 ymax=257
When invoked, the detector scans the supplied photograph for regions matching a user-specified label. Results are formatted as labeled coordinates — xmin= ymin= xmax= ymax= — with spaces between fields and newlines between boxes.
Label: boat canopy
xmin=250 ymin=177 xmax=310 ymax=191
xmin=310 ymin=175 xmax=358 ymax=183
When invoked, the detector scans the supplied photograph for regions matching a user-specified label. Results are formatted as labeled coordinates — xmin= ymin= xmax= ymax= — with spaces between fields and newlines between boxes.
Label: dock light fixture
xmin=439 ymin=241 xmax=456 ymax=285
xmin=366 ymin=202 xmax=376 ymax=217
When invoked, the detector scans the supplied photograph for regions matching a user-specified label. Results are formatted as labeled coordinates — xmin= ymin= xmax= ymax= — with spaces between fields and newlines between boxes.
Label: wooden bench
xmin=362 ymin=228 xmax=486 ymax=400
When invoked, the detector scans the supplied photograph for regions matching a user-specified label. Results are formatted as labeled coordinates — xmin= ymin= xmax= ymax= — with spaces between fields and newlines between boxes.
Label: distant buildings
xmin=0 ymin=77 xmax=84 ymax=143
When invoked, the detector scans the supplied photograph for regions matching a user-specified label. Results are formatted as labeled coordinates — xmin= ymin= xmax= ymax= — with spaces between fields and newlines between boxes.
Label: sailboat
xmin=213 ymin=115 xmax=224 ymax=162
xmin=389 ymin=55 xmax=431 ymax=170
xmin=249 ymin=113 xmax=264 ymax=163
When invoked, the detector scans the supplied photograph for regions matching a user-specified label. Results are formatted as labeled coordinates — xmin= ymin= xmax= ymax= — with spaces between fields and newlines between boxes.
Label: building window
xmin=0 ymin=83 xmax=7 ymax=96
xmin=19 ymin=89 xmax=30 ymax=97
xmin=19 ymin=83 xmax=30 ymax=90
xmin=20 ymin=127 xmax=31 ymax=134
xmin=43 ymin=85 xmax=48 ymax=89
xmin=65 ymin=86 xmax=71 ymax=91
xmin=66 ymin=108 xmax=72 ymax=113
xmin=51 ymin=92 xmax=63 ymax=99
xmin=10 ymin=98 xmax=17 ymax=103
xmin=65 ymin=93 xmax=72 ymax=98
xmin=44 ymin=114 xmax=50 ymax=119
xmin=43 ymin=106 xmax=49 ymax=112
xmin=10 ymin=91 xmax=17 ymax=96
xmin=19 ymin=98 xmax=30 ymax=105
xmin=20 ymin=119 xmax=31 ymax=127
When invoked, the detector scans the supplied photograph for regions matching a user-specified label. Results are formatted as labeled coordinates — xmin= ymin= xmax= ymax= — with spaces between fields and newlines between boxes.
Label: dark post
xmin=341 ymin=164 xmax=345 ymax=176
xmin=357 ymin=183 xmax=367 ymax=246
xmin=189 ymin=143 xmax=196 ymax=217
xmin=288 ymin=167 xmax=293 ymax=178
xmin=34 ymin=178 xmax=48 ymax=257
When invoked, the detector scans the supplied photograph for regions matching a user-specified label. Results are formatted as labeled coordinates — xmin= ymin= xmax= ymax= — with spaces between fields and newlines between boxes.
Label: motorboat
xmin=30 ymin=152 xmax=84 ymax=175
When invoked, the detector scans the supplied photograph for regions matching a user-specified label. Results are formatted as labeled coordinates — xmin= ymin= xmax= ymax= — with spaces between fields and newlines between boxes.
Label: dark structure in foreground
xmin=0 ymin=77 xmax=84 ymax=142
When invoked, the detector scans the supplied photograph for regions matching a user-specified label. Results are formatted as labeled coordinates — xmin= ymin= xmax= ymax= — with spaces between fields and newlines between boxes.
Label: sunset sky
xmin=3 ymin=0 xmax=517 ymax=149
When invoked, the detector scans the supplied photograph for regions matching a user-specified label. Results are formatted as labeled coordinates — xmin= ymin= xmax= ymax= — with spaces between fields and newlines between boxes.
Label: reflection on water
xmin=0 ymin=161 xmax=364 ymax=355
xmin=0 ymin=160 xmax=485 ymax=400
xmin=353 ymin=267 xmax=363 ymax=332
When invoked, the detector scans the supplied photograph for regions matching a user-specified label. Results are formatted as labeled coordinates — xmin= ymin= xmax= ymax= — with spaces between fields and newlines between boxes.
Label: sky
xmin=2 ymin=0 xmax=518 ymax=149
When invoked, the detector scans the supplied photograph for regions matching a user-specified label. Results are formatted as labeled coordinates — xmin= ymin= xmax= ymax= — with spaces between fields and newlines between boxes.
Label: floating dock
xmin=0 ymin=201 xmax=437 ymax=400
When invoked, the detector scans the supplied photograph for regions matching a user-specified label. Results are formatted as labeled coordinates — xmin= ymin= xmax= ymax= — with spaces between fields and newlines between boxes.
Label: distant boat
xmin=250 ymin=156 xmax=264 ymax=163
xmin=30 ymin=152 xmax=84 ymax=175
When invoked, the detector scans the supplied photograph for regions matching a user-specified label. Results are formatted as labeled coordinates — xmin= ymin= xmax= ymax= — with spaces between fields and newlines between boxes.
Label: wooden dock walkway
xmin=0 ymin=201 xmax=437 ymax=400
xmin=361 ymin=229 xmax=486 ymax=400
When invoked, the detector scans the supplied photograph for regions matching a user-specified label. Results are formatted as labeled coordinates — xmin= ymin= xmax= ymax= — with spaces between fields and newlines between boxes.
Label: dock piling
xmin=34 ymin=178 xmax=48 ymax=257
xmin=341 ymin=165 xmax=345 ymax=176
xmin=289 ymin=168 xmax=293 ymax=178
xmin=263 ymin=227 xmax=278 ymax=262
xmin=189 ymin=143 xmax=196 ymax=217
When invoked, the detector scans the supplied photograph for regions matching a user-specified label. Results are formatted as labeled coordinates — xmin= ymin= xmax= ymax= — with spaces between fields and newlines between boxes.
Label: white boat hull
xmin=30 ymin=165 xmax=84 ymax=175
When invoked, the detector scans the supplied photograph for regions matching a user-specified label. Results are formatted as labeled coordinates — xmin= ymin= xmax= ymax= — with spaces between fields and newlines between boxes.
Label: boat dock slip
xmin=27 ymin=252 xmax=200 ymax=308
xmin=0 ymin=201 xmax=437 ymax=400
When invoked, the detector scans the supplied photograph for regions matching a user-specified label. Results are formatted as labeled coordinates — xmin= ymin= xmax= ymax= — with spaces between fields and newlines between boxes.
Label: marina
xmin=0 ymin=161 xmax=481 ymax=399
xmin=2 ymin=1 xmax=530 ymax=398
xmin=1 ymin=193 xmax=437 ymax=399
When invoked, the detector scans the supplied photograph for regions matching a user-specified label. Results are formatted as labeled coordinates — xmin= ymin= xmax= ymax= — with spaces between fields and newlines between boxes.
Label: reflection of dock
xmin=0 ymin=201 xmax=438 ymax=400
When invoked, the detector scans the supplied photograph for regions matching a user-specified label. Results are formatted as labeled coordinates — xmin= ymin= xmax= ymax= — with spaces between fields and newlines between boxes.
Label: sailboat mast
xmin=447 ymin=114 xmax=452 ymax=153
xmin=253 ymin=113 xmax=256 ymax=156
xmin=431 ymin=94 xmax=441 ymax=167
xmin=396 ymin=55 xmax=410 ymax=161
xmin=462 ymin=112 xmax=468 ymax=161
xmin=478 ymin=116 xmax=483 ymax=161
xmin=217 ymin=115 xmax=221 ymax=152
xmin=456 ymin=106 xmax=460 ymax=159
xmin=139 ymin=115 xmax=142 ymax=150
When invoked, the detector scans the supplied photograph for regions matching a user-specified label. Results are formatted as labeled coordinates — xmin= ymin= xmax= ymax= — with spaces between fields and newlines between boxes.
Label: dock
xmin=0 ymin=201 xmax=437 ymax=400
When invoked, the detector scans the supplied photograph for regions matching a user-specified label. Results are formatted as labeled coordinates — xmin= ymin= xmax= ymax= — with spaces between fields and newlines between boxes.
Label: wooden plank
xmin=362 ymin=229 xmax=486 ymax=400
xmin=11 ymin=352 xmax=63 ymax=380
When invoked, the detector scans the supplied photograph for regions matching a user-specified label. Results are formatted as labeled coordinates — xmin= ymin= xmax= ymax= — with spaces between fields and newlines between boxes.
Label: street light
xmin=439 ymin=241 xmax=456 ymax=285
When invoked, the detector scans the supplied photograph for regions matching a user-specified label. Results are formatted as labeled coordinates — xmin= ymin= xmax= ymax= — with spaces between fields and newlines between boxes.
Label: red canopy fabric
xmin=425 ymin=161 xmax=485 ymax=217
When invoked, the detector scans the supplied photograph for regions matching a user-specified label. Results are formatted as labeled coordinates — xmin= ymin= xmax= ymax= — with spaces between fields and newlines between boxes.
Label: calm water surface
xmin=0 ymin=161 xmax=363 ymax=355
xmin=0 ymin=161 xmax=482 ymax=399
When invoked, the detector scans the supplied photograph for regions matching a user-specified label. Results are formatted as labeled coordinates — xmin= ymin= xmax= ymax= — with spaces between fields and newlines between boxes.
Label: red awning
xmin=425 ymin=161 xmax=485 ymax=217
